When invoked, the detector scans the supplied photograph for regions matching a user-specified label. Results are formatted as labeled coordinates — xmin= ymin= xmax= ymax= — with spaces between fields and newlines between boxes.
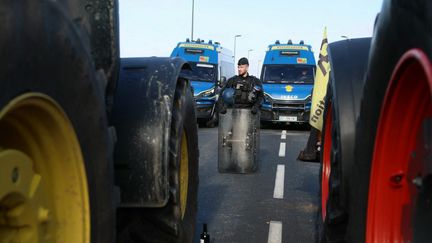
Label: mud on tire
xmin=116 ymin=79 xmax=199 ymax=243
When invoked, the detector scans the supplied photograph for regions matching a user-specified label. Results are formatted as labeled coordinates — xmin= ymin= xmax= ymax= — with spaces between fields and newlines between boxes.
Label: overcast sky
xmin=119 ymin=0 xmax=383 ymax=76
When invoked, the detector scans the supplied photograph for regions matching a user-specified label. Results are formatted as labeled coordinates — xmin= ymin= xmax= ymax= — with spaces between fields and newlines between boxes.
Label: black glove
xmin=220 ymin=106 xmax=227 ymax=114
xmin=251 ymin=106 xmax=258 ymax=114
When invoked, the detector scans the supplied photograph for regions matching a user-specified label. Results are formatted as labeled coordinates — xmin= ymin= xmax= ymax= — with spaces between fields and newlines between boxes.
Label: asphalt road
xmin=194 ymin=125 xmax=320 ymax=243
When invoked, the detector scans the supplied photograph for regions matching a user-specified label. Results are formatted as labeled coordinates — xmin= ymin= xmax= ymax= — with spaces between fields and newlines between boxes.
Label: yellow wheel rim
xmin=179 ymin=130 xmax=189 ymax=220
xmin=0 ymin=93 xmax=90 ymax=243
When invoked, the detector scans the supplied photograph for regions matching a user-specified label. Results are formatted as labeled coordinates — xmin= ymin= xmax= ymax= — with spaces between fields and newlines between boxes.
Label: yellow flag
xmin=310 ymin=27 xmax=330 ymax=131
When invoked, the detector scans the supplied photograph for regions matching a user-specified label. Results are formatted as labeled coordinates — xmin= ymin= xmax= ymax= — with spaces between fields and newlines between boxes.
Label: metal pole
xmin=234 ymin=37 xmax=237 ymax=61
xmin=191 ymin=0 xmax=194 ymax=40
xmin=233 ymin=34 xmax=241 ymax=62
xmin=247 ymin=49 xmax=253 ymax=60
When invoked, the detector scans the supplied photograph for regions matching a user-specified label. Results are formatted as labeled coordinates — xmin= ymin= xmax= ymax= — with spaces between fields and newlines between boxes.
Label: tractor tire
xmin=0 ymin=1 xmax=114 ymax=243
xmin=318 ymin=38 xmax=371 ymax=242
xmin=316 ymin=83 xmax=332 ymax=243
xmin=117 ymin=79 xmax=199 ymax=243
xmin=346 ymin=1 xmax=432 ymax=242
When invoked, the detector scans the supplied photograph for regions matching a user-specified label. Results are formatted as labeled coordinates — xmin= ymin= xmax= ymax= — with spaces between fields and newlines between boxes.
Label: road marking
xmin=267 ymin=221 xmax=282 ymax=243
xmin=281 ymin=130 xmax=287 ymax=140
xmin=278 ymin=142 xmax=286 ymax=157
xmin=273 ymin=164 xmax=285 ymax=199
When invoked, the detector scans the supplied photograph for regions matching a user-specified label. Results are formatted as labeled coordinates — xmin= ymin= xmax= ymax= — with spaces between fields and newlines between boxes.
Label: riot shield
xmin=218 ymin=108 xmax=260 ymax=173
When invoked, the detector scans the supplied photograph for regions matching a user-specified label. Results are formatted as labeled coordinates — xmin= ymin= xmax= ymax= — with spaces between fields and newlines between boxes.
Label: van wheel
xmin=206 ymin=111 xmax=218 ymax=128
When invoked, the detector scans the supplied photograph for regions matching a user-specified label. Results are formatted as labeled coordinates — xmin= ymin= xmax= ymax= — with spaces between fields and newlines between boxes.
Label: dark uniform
xmin=219 ymin=73 xmax=264 ymax=113
xmin=218 ymin=58 xmax=262 ymax=173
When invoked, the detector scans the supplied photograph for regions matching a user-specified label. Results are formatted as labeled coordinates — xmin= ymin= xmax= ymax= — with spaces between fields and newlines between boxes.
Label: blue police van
xmin=171 ymin=39 xmax=235 ymax=126
xmin=260 ymin=40 xmax=316 ymax=124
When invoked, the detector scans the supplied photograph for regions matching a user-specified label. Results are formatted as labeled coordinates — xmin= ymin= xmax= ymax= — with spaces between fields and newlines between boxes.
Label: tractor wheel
xmin=117 ymin=79 xmax=199 ymax=243
xmin=316 ymin=84 xmax=332 ymax=243
xmin=318 ymin=38 xmax=371 ymax=242
xmin=0 ymin=1 xmax=114 ymax=243
xmin=348 ymin=1 xmax=432 ymax=242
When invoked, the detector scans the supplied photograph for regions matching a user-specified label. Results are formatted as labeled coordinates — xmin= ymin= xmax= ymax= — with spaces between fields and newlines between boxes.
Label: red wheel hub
xmin=367 ymin=49 xmax=432 ymax=242
xmin=321 ymin=102 xmax=332 ymax=221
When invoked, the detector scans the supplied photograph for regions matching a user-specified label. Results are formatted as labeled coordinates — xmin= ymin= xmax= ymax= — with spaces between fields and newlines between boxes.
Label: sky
xmin=119 ymin=0 xmax=383 ymax=76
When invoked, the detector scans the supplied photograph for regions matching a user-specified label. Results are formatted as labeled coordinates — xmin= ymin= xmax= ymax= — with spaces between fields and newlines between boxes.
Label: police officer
xmin=219 ymin=57 xmax=263 ymax=114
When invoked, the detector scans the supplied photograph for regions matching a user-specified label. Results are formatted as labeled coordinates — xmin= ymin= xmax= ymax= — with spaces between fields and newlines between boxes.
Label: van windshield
xmin=262 ymin=65 xmax=314 ymax=84
xmin=189 ymin=62 xmax=217 ymax=82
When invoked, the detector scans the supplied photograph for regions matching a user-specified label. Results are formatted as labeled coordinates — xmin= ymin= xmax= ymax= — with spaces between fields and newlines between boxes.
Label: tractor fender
xmin=111 ymin=57 xmax=191 ymax=207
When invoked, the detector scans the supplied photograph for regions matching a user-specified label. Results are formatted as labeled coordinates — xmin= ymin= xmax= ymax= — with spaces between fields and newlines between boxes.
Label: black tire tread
xmin=117 ymin=79 xmax=198 ymax=243
xmin=320 ymin=38 xmax=371 ymax=243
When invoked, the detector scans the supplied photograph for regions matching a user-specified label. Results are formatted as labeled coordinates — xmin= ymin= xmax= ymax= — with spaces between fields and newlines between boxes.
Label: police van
xmin=260 ymin=40 xmax=316 ymax=124
xmin=171 ymin=39 xmax=235 ymax=126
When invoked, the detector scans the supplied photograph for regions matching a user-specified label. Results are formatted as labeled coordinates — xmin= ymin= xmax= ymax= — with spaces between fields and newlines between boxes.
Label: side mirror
xmin=219 ymin=76 xmax=227 ymax=87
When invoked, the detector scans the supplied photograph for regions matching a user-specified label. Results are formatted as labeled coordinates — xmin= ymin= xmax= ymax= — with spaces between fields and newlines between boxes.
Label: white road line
xmin=278 ymin=142 xmax=286 ymax=157
xmin=267 ymin=221 xmax=282 ymax=243
xmin=273 ymin=164 xmax=285 ymax=199
xmin=281 ymin=130 xmax=287 ymax=140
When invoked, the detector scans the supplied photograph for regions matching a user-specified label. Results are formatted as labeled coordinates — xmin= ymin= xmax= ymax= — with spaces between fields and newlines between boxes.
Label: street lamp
xmin=191 ymin=0 xmax=195 ymax=40
xmin=247 ymin=49 xmax=253 ymax=60
xmin=233 ymin=34 xmax=242 ymax=62
xmin=341 ymin=35 xmax=349 ymax=40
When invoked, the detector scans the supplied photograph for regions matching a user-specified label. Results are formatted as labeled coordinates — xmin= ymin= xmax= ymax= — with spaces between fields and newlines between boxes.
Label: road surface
xmin=194 ymin=125 xmax=320 ymax=243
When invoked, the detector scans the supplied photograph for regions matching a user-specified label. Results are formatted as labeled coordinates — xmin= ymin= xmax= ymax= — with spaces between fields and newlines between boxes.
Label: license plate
xmin=279 ymin=116 xmax=297 ymax=122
